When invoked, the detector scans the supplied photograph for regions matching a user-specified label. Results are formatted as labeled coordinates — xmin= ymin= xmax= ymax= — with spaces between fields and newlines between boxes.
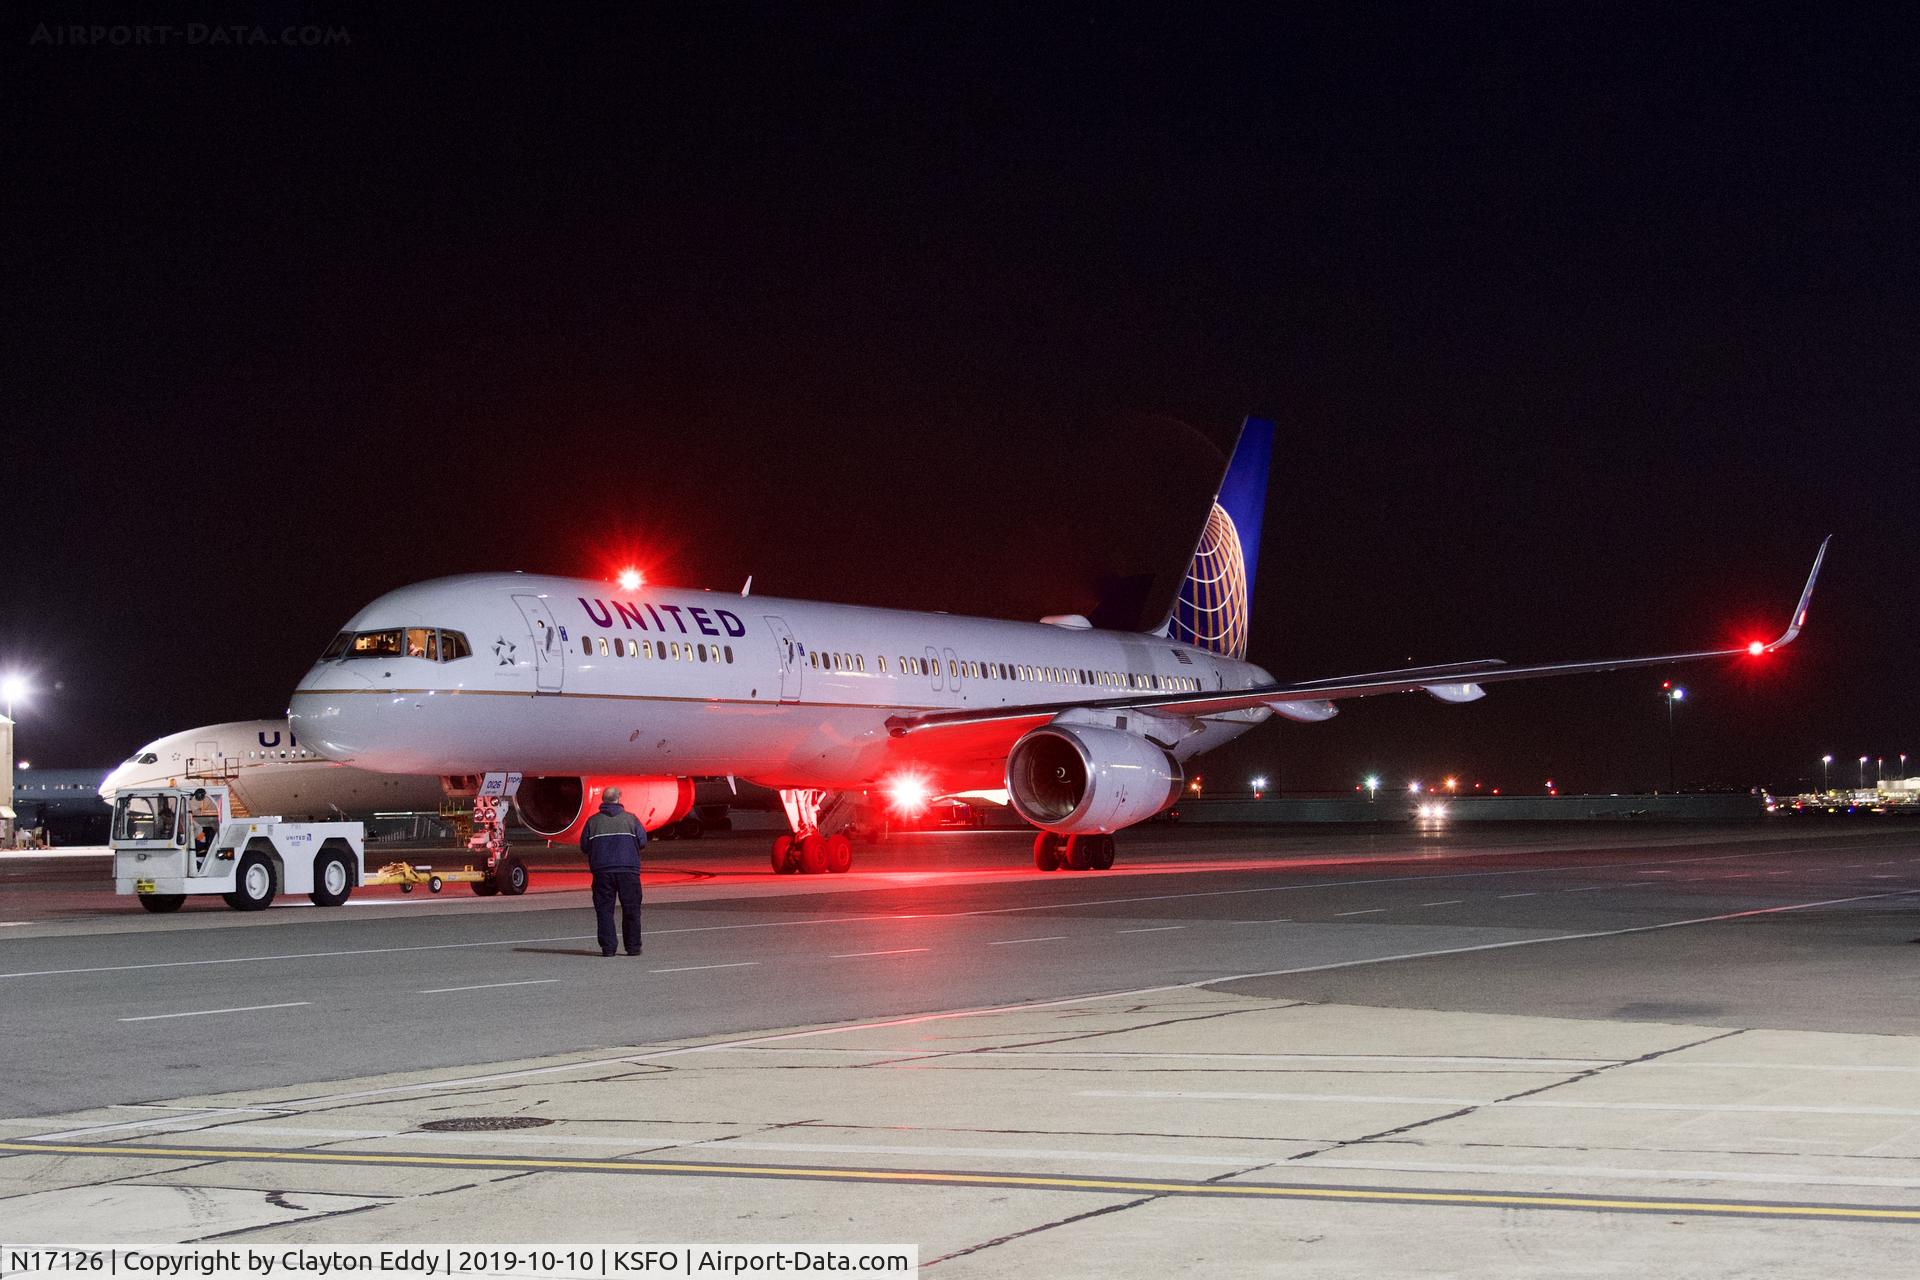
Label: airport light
xmin=1822 ymin=755 xmax=1832 ymax=792
xmin=0 ymin=674 xmax=25 ymax=721
xmin=1364 ymin=775 xmax=1380 ymax=801
xmin=1250 ymin=775 xmax=1268 ymax=798
xmin=1409 ymin=781 xmax=1422 ymax=794
xmin=1444 ymin=776 xmax=1458 ymax=792
xmin=1663 ymin=685 xmax=1685 ymax=792
xmin=1860 ymin=755 xmax=1870 ymax=788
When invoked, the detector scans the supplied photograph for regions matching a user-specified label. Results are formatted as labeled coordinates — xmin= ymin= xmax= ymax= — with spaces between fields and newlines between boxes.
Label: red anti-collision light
xmin=1747 ymin=640 xmax=1765 ymax=655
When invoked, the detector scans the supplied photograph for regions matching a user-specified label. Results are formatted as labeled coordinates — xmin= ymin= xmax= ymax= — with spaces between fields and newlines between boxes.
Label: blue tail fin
xmin=1159 ymin=416 xmax=1273 ymax=659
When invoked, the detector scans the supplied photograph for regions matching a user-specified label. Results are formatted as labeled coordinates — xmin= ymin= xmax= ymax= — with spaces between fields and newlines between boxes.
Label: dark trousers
xmin=591 ymin=869 xmax=643 ymax=954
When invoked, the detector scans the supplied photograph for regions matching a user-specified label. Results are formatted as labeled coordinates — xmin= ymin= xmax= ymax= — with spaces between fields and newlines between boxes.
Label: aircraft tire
xmin=497 ymin=855 xmax=529 ymax=896
xmin=826 ymin=832 xmax=853 ymax=873
xmin=1062 ymin=836 xmax=1091 ymax=871
xmin=1034 ymin=832 xmax=1063 ymax=872
xmin=772 ymin=834 xmax=795 ymax=873
xmin=138 ymin=894 xmax=185 ymax=914
xmin=469 ymin=877 xmax=499 ymax=896
xmin=1089 ymin=835 xmax=1116 ymax=870
xmin=799 ymin=833 xmax=829 ymax=874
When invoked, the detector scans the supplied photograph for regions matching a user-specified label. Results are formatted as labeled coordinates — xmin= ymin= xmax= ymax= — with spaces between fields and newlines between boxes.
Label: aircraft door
xmin=924 ymin=645 xmax=943 ymax=692
xmin=510 ymin=594 xmax=565 ymax=694
xmin=193 ymin=739 xmax=220 ymax=774
xmin=764 ymin=616 xmax=801 ymax=702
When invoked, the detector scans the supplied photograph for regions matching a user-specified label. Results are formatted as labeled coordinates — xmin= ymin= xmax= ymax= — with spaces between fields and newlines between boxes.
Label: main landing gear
xmin=1034 ymin=831 xmax=1117 ymax=872
xmin=771 ymin=788 xmax=854 ymax=875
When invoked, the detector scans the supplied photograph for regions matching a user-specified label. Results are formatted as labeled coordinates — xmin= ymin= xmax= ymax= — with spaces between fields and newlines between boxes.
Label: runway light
xmin=1747 ymin=640 xmax=1765 ymax=655
xmin=1409 ymin=781 xmax=1422 ymax=794
xmin=1250 ymin=776 xmax=1268 ymax=793
xmin=1444 ymin=776 xmax=1458 ymax=792
xmin=884 ymin=771 xmax=932 ymax=818
xmin=616 ymin=567 xmax=644 ymax=591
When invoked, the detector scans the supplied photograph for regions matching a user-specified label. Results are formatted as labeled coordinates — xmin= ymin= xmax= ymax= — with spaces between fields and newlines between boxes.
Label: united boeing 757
xmin=290 ymin=420 xmax=1827 ymax=874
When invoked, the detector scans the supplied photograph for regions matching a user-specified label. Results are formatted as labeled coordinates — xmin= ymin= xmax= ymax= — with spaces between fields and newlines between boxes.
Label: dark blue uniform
xmin=580 ymin=801 xmax=647 ymax=955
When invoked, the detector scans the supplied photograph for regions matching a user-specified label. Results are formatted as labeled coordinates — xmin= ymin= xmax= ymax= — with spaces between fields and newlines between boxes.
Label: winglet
xmin=1767 ymin=536 xmax=1830 ymax=650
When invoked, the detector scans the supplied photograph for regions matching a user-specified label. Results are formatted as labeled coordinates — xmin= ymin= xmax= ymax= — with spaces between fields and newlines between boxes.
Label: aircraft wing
xmin=886 ymin=538 xmax=1828 ymax=741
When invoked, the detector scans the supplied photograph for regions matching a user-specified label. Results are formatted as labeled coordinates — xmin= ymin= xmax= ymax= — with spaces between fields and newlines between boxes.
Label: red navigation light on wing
xmin=1747 ymin=640 xmax=1765 ymax=656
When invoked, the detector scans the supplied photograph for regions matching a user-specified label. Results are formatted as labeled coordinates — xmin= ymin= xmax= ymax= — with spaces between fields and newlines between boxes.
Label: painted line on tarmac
xmin=417 ymin=979 xmax=560 ymax=994
xmin=3 ymin=1139 xmax=1917 ymax=1222
xmin=989 ymin=936 xmax=1068 ymax=946
xmin=830 ymin=948 xmax=930 ymax=959
xmin=1200 ymin=889 xmax=1920 ymax=987
xmin=1116 ymin=925 xmax=1186 ymax=933
xmin=650 ymin=962 xmax=759 ymax=974
xmin=0 ymin=846 xmax=1803 ymax=983
xmin=1080 ymin=1090 xmax=1920 ymax=1118
xmin=119 ymin=1001 xmax=309 ymax=1023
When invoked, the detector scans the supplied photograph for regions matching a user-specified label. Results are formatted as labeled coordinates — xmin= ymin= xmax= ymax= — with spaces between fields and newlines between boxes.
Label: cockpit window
xmin=347 ymin=630 xmax=405 ymax=659
xmin=325 ymin=628 xmax=471 ymax=663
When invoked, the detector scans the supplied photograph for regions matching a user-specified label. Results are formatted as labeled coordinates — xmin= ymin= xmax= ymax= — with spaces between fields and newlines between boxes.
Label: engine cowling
xmin=1004 ymin=724 xmax=1183 ymax=835
xmin=515 ymin=776 xmax=696 ymax=844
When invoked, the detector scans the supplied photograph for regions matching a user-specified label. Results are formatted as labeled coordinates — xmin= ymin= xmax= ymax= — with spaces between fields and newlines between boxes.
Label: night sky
xmin=5 ymin=4 xmax=1914 ymax=796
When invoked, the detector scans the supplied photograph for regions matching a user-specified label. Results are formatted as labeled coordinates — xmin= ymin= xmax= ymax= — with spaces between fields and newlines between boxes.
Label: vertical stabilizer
xmin=1159 ymin=416 xmax=1273 ymax=659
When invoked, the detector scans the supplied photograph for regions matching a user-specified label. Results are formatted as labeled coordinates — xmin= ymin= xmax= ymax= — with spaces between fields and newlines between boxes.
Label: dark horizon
xmin=5 ymin=5 xmax=1914 ymax=796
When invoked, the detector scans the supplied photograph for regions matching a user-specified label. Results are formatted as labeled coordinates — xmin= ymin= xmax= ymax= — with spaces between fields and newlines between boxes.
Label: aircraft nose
xmin=289 ymin=664 xmax=375 ymax=762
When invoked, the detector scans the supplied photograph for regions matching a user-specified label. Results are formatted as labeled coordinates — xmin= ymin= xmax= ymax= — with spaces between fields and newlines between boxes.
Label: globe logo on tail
xmin=1170 ymin=501 xmax=1249 ymax=660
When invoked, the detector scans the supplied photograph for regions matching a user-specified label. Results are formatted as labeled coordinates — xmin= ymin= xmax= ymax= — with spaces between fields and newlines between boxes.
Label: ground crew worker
xmin=580 ymin=786 xmax=647 ymax=956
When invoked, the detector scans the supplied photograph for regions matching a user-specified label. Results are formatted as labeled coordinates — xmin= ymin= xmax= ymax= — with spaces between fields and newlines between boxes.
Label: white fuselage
xmin=289 ymin=574 xmax=1274 ymax=792
xmin=99 ymin=719 xmax=450 ymax=820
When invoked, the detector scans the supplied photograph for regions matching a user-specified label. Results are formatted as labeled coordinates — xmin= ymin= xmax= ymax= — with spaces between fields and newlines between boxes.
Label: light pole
xmin=1663 ymin=685 xmax=1685 ymax=792
xmin=1859 ymin=755 xmax=1869 ymax=789
xmin=1250 ymin=776 xmax=1267 ymax=800
xmin=1822 ymin=755 xmax=1832 ymax=793
xmin=0 ymin=674 xmax=24 ymax=724
xmin=1364 ymin=774 xmax=1380 ymax=802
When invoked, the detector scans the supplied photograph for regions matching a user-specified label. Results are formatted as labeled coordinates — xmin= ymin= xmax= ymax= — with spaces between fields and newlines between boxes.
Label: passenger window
xmin=642 ymin=641 xmax=653 ymax=659
xmin=697 ymin=644 xmax=708 ymax=662
xmin=724 ymin=645 xmax=733 ymax=663
xmin=597 ymin=637 xmax=609 ymax=656
xmin=583 ymin=638 xmax=593 ymax=655
xmin=856 ymin=655 xmax=865 ymax=673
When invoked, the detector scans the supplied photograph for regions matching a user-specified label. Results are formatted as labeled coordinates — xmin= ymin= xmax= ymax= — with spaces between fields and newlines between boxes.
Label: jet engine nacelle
xmin=515 ymin=775 xmax=696 ymax=844
xmin=1004 ymin=724 xmax=1184 ymax=835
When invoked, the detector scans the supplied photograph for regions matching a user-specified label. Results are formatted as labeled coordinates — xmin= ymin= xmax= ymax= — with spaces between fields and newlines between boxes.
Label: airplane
xmin=289 ymin=418 xmax=1829 ymax=875
xmin=99 ymin=720 xmax=451 ymax=819
xmin=10 ymin=767 xmax=113 ymax=844
xmin=99 ymin=718 xmax=734 ymax=845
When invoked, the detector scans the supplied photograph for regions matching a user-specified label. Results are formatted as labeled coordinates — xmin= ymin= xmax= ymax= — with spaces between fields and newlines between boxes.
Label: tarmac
xmin=3 ymin=821 xmax=1917 ymax=1275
